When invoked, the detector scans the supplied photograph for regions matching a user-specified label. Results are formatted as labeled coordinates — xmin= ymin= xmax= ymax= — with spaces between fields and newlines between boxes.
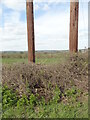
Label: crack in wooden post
xmin=26 ymin=0 xmax=35 ymax=63
xmin=69 ymin=0 xmax=79 ymax=52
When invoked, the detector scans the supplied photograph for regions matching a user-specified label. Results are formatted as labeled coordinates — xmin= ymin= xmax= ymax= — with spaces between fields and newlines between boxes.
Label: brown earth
xmin=2 ymin=52 xmax=88 ymax=102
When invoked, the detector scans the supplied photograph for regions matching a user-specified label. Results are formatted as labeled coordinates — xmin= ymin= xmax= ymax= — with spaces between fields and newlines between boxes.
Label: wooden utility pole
xmin=26 ymin=0 xmax=35 ymax=63
xmin=69 ymin=0 xmax=79 ymax=52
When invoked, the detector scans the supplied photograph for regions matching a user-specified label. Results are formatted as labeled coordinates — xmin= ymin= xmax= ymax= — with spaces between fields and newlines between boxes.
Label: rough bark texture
xmin=26 ymin=1 xmax=35 ymax=63
xmin=69 ymin=1 xmax=79 ymax=52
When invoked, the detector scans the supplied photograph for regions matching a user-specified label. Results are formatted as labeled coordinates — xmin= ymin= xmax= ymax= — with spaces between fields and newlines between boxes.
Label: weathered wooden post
xmin=26 ymin=0 xmax=35 ymax=63
xmin=69 ymin=0 xmax=79 ymax=52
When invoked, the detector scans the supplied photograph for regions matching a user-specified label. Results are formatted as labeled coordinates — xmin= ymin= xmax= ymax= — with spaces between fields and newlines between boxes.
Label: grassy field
xmin=1 ymin=51 xmax=89 ymax=119
xmin=2 ymin=51 xmax=70 ymax=65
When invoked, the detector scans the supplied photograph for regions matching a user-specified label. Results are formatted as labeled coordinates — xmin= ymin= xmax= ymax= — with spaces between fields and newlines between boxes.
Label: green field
xmin=2 ymin=51 xmax=70 ymax=65
xmin=1 ymin=51 xmax=89 ymax=118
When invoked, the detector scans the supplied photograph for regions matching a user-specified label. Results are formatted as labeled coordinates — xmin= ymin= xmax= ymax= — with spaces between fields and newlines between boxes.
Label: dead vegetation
xmin=2 ymin=52 xmax=88 ymax=102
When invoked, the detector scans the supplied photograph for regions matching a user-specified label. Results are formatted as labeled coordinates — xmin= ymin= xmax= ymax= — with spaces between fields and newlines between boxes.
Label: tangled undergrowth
xmin=1 ymin=52 xmax=88 ymax=118
xmin=2 ymin=53 xmax=88 ymax=101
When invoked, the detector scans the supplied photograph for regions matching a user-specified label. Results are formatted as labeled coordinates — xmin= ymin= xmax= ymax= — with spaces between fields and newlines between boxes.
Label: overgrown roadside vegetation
xmin=1 ymin=51 xmax=88 ymax=118
xmin=2 ymin=85 xmax=88 ymax=118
